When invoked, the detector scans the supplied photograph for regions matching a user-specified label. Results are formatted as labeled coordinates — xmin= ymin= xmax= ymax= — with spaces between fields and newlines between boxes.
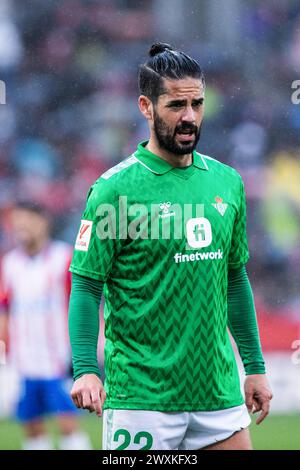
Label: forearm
xmin=68 ymin=272 xmax=103 ymax=380
xmin=227 ymin=266 xmax=265 ymax=375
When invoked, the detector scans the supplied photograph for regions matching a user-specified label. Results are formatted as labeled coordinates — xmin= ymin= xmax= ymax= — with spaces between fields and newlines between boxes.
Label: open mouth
xmin=176 ymin=131 xmax=195 ymax=141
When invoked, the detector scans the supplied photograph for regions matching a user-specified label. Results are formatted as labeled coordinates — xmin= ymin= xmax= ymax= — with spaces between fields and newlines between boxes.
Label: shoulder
xmin=199 ymin=152 xmax=244 ymax=189
xmin=100 ymin=154 xmax=139 ymax=181
xmin=1 ymin=248 xmax=22 ymax=276
xmin=86 ymin=153 xmax=140 ymax=203
xmin=46 ymin=241 xmax=72 ymax=274
xmin=200 ymin=152 xmax=242 ymax=178
xmin=49 ymin=240 xmax=72 ymax=259
xmin=2 ymin=248 xmax=20 ymax=266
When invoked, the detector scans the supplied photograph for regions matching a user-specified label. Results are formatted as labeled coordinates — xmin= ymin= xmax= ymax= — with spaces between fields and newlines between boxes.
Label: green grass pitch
xmin=0 ymin=414 xmax=299 ymax=450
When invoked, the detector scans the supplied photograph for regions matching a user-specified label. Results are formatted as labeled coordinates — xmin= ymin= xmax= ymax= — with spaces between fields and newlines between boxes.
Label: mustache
xmin=175 ymin=123 xmax=198 ymax=134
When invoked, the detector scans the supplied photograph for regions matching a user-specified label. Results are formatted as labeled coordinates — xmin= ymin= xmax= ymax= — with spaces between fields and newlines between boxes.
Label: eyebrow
xmin=166 ymin=97 xmax=204 ymax=107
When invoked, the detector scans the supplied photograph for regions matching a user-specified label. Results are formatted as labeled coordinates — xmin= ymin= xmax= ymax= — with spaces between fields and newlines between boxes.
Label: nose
xmin=181 ymin=105 xmax=196 ymax=123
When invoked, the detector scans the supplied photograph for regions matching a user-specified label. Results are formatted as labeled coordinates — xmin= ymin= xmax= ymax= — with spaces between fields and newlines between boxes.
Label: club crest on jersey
xmin=212 ymin=196 xmax=228 ymax=216
xmin=75 ymin=220 xmax=93 ymax=251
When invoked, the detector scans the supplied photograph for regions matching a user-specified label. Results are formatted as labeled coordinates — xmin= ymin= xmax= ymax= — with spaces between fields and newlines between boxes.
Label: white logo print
xmin=159 ymin=201 xmax=175 ymax=219
xmin=212 ymin=196 xmax=228 ymax=217
xmin=75 ymin=220 xmax=93 ymax=251
xmin=174 ymin=216 xmax=223 ymax=263
xmin=186 ymin=217 xmax=212 ymax=249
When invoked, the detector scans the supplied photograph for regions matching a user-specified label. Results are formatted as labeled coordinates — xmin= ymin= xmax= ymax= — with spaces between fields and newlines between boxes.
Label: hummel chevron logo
xmin=159 ymin=201 xmax=175 ymax=219
xmin=160 ymin=201 xmax=171 ymax=214
xmin=212 ymin=196 xmax=228 ymax=216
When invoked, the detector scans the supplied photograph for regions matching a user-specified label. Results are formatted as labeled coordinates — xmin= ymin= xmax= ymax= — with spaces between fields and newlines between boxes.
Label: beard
xmin=153 ymin=109 xmax=202 ymax=155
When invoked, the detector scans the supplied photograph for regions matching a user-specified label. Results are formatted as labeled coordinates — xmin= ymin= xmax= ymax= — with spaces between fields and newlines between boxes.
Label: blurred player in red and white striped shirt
xmin=0 ymin=202 xmax=91 ymax=450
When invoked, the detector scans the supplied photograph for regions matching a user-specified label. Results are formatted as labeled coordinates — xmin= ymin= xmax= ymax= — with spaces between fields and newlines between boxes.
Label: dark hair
xmin=138 ymin=42 xmax=205 ymax=103
xmin=14 ymin=200 xmax=49 ymax=219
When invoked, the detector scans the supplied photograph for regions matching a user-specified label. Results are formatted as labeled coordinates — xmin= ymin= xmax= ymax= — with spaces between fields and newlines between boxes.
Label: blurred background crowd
xmin=0 ymin=0 xmax=300 ymax=318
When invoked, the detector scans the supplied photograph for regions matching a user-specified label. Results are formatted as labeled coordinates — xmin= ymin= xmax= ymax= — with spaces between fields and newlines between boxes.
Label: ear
xmin=138 ymin=95 xmax=153 ymax=121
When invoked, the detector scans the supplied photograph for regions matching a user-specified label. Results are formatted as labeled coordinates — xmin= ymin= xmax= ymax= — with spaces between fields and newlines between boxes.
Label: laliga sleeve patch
xmin=75 ymin=220 xmax=93 ymax=251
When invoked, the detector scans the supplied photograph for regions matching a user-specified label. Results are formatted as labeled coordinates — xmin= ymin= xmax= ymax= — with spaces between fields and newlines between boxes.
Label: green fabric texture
xmin=227 ymin=266 xmax=265 ymax=375
xmin=69 ymin=267 xmax=265 ymax=383
xmin=68 ymin=272 xmax=103 ymax=380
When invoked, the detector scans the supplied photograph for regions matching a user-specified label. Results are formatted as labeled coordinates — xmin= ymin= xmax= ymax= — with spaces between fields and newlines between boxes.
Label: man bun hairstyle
xmin=139 ymin=42 xmax=205 ymax=103
xmin=149 ymin=42 xmax=173 ymax=57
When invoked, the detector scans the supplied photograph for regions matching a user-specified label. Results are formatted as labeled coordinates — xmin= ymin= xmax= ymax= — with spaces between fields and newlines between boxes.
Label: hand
xmin=71 ymin=373 xmax=106 ymax=417
xmin=244 ymin=374 xmax=273 ymax=425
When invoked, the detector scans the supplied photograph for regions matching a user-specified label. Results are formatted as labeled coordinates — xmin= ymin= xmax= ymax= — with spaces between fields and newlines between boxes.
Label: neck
xmin=23 ymin=238 xmax=48 ymax=256
xmin=146 ymin=136 xmax=193 ymax=168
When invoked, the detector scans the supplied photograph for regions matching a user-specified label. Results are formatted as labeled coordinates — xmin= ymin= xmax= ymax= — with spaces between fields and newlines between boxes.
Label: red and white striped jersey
xmin=0 ymin=241 xmax=72 ymax=378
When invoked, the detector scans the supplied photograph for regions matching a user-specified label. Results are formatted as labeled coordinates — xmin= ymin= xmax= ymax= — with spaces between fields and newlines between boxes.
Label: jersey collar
xmin=135 ymin=141 xmax=208 ymax=175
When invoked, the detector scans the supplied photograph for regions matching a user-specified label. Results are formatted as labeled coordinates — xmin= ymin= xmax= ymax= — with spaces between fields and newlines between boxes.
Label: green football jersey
xmin=70 ymin=141 xmax=249 ymax=412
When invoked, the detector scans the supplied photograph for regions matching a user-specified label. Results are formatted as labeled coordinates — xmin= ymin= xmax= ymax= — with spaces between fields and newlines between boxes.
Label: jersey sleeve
xmin=228 ymin=176 xmax=250 ymax=269
xmin=70 ymin=177 xmax=119 ymax=282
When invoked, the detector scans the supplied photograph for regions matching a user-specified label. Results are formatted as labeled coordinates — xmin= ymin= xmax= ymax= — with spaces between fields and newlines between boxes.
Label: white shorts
xmin=102 ymin=404 xmax=251 ymax=450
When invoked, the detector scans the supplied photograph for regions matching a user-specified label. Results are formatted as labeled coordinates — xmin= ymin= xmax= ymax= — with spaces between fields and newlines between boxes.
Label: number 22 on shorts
xmin=114 ymin=429 xmax=153 ymax=450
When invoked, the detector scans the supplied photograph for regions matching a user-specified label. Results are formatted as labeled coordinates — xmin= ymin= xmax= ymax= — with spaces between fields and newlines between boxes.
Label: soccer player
xmin=69 ymin=43 xmax=273 ymax=450
xmin=0 ymin=202 xmax=91 ymax=450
